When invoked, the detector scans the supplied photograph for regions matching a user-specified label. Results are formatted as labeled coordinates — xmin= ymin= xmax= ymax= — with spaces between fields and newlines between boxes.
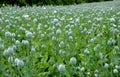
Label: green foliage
xmin=0 ymin=1 xmax=120 ymax=77
xmin=0 ymin=0 xmax=113 ymax=6
xmin=55 ymin=0 xmax=63 ymax=5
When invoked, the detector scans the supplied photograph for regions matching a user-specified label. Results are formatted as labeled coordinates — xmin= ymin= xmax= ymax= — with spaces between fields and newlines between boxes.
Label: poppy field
xmin=0 ymin=1 xmax=120 ymax=77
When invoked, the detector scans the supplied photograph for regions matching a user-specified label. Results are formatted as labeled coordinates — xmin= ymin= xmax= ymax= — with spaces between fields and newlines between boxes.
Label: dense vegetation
xmin=0 ymin=0 xmax=113 ymax=6
xmin=0 ymin=1 xmax=120 ymax=77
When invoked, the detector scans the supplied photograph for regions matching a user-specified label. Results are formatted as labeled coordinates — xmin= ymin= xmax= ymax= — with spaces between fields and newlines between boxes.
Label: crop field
xmin=0 ymin=1 xmax=120 ymax=77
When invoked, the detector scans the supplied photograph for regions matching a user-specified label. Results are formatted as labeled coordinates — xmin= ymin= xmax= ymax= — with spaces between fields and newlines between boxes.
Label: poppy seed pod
xmin=58 ymin=64 xmax=65 ymax=72
xmin=70 ymin=57 xmax=77 ymax=65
